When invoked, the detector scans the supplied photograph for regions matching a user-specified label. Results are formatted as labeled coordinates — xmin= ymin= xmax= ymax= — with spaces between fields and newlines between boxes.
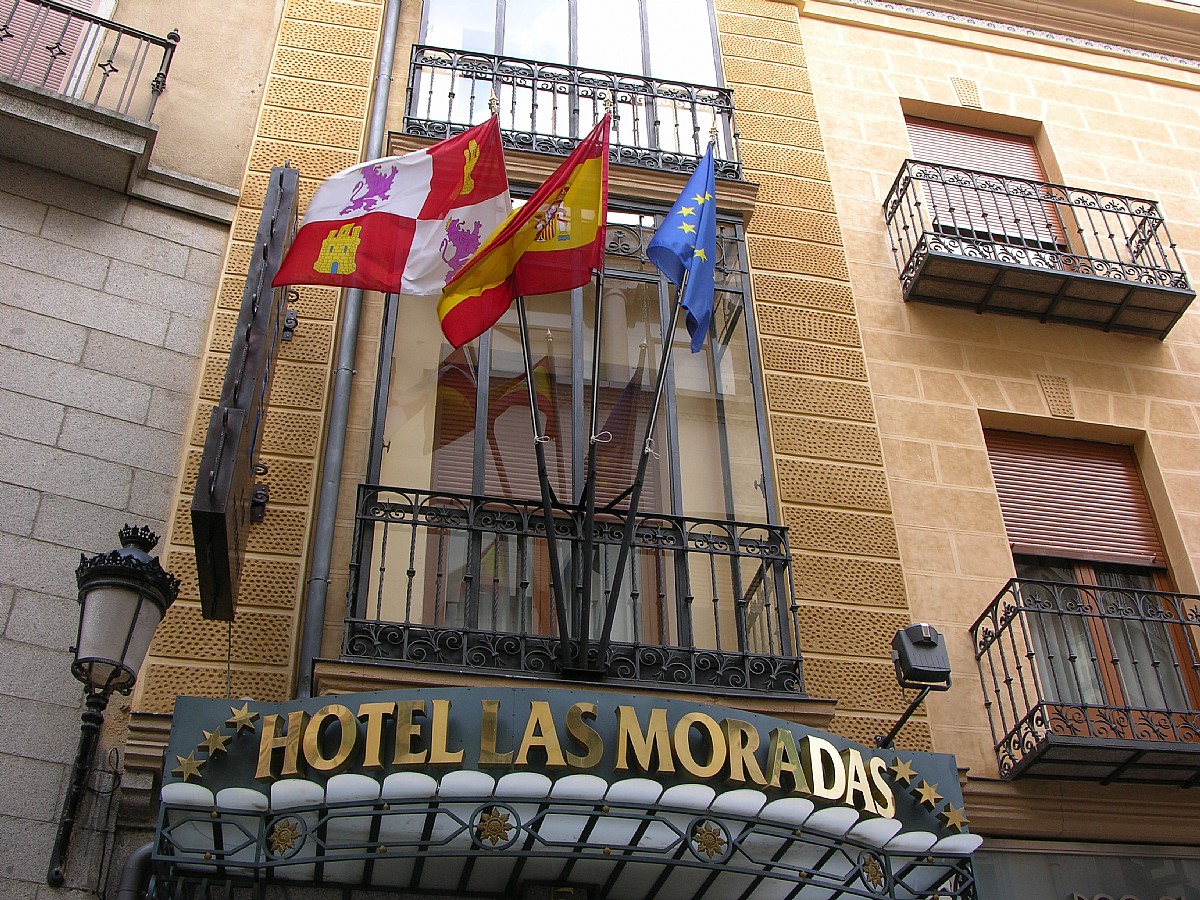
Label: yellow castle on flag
xmin=314 ymin=223 xmax=362 ymax=275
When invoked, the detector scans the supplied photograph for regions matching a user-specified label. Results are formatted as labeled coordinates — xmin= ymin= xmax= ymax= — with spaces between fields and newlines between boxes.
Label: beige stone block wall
xmin=717 ymin=0 xmax=929 ymax=750
xmin=798 ymin=0 xmax=1200 ymax=838
xmin=129 ymin=0 xmax=385 ymax=768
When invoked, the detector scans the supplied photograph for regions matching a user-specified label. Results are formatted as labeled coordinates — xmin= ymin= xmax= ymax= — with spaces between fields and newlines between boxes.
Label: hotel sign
xmin=165 ymin=687 xmax=968 ymax=833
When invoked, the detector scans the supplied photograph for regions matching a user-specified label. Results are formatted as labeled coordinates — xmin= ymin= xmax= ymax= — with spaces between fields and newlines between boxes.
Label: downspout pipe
xmin=116 ymin=841 xmax=153 ymax=900
xmin=297 ymin=0 xmax=402 ymax=697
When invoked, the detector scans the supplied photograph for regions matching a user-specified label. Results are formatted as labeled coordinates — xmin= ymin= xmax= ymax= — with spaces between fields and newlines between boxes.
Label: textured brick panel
xmin=951 ymin=76 xmax=982 ymax=108
xmin=751 ymin=173 xmax=835 ymax=211
xmin=778 ymin=459 xmax=892 ymax=512
xmin=761 ymin=338 xmax=866 ymax=381
xmin=748 ymin=206 xmax=841 ymax=246
xmin=263 ymin=408 xmax=323 ymax=456
xmin=292 ymin=286 xmax=340 ymax=321
xmin=218 ymin=277 xmax=246 ymax=311
xmin=733 ymin=85 xmax=817 ymax=120
xmin=258 ymin=456 xmax=317 ymax=505
xmin=269 ymin=360 xmax=329 ymax=410
xmin=766 ymin=373 xmax=875 ymax=421
xmin=272 ymin=46 xmax=374 ymax=86
xmin=243 ymin=169 xmax=326 ymax=213
xmin=741 ymin=143 xmax=828 ymax=180
xmin=753 ymin=278 xmax=855 ymax=315
xmin=258 ymin=108 xmax=365 ymax=151
xmin=718 ymin=10 xmax=802 ymax=41
xmin=771 ymin=415 xmax=883 ymax=465
xmin=722 ymin=58 xmax=811 ymax=93
xmin=226 ymin=241 xmax=254 ymax=278
xmin=829 ymin=714 xmax=932 ymax=752
xmin=716 ymin=0 xmax=799 ymax=21
xmin=247 ymin=506 xmax=309 ymax=556
xmin=721 ymin=32 xmax=804 ymax=66
xmin=783 ymin=506 xmax=900 ymax=556
xmin=1038 ymin=373 xmax=1074 ymax=417
xmin=139 ymin=664 xmax=290 ymax=713
xmin=150 ymin=603 xmax=294 ymax=665
xmin=756 ymin=305 xmax=860 ymax=346
xmin=249 ymin=139 xmax=359 ymax=181
xmin=199 ymin=354 xmax=225 ymax=401
xmin=167 ymin=550 xmax=301 ymax=609
xmin=792 ymin=553 xmax=907 ymax=608
xmin=265 ymin=75 xmax=370 ymax=118
xmin=738 ymin=112 xmax=823 ymax=150
xmin=280 ymin=320 xmax=334 ymax=364
xmin=232 ymin=208 xmax=263 ymax=243
xmin=805 ymin=658 xmax=910 ymax=715
xmin=797 ymin=605 xmax=909 ymax=658
xmin=748 ymin=235 xmax=849 ymax=280
xmin=279 ymin=19 xmax=378 ymax=56
xmin=287 ymin=0 xmax=383 ymax=30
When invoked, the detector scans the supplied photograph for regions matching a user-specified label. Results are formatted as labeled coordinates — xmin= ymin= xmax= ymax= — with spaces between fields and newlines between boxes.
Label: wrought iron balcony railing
xmin=345 ymin=485 xmax=801 ymax=694
xmin=971 ymin=577 xmax=1200 ymax=786
xmin=404 ymin=45 xmax=741 ymax=179
xmin=0 ymin=0 xmax=178 ymax=120
xmin=883 ymin=160 xmax=1195 ymax=339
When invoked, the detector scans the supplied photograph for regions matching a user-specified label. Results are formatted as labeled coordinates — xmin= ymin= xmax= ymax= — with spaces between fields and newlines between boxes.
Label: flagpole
xmin=515 ymin=295 xmax=572 ymax=663
xmin=576 ymin=266 xmax=606 ymax=667
xmin=595 ymin=274 xmax=687 ymax=662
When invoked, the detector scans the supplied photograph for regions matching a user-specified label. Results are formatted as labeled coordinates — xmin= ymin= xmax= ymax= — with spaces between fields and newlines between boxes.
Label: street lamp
xmin=47 ymin=525 xmax=179 ymax=887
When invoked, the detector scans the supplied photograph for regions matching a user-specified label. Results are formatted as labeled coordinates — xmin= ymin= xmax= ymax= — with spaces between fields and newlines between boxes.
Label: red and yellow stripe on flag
xmin=438 ymin=115 xmax=610 ymax=348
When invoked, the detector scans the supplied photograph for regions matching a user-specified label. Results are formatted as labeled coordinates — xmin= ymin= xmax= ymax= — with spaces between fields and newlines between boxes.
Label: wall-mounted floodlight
xmin=876 ymin=623 xmax=952 ymax=749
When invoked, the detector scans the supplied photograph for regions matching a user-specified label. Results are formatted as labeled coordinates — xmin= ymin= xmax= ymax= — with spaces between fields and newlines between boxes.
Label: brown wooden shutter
xmin=984 ymin=430 xmax=1165 ymax=565
xmin=904 ymin=116 xmax=1065 ymax=247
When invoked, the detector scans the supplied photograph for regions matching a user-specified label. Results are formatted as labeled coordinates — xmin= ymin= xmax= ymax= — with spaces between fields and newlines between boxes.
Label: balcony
xmin=343 ymin=485 xmax=802 ymax=695
xmin=971 ymin=577 xmax=1200 ymax=786
xmin=883 ymin=160 xmax=1195 ymax=339
xmin=403 ymin=44 xmax=741 ymax=179
xmin=0 ymin=0 xmax=178 ymax=189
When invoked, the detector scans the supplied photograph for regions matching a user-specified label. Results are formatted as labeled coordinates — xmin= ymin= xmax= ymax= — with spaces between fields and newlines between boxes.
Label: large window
xmin=365 ymin=200 xmax=775 ymax=641
xmin=985 ymin=430 xmax=1200 ymax=717
xmin=422 ymin=0 xmax=721 ymax=85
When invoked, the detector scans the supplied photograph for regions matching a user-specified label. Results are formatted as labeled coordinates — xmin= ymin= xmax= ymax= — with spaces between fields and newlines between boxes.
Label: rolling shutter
xmin=905 ymin=116 xmax=1065 ymax=247
xmin=984 ymin=430 xmax=1165 ymax=566
xmin=0 ymin=0 xmax=100 ymax=93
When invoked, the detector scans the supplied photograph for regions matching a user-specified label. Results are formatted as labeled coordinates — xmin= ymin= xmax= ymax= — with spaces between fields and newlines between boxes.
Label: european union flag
xmin=647 ymin=144 xmax=717 ymax=352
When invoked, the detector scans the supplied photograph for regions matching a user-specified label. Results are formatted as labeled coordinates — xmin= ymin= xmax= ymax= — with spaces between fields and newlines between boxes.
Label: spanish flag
xmin=438 ymin=115 xmax=610 ymax=348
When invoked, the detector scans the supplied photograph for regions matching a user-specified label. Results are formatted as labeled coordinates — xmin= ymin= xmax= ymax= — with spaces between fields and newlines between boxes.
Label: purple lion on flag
xmin=340 ymin=163 xmax=399 ymax=215
xmin=441 ymin=218 xmax=485 ymax=283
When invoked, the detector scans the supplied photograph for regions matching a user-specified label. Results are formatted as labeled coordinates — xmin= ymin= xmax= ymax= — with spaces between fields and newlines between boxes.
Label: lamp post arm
xmin=47 ymin=690 xmax=109 ymax=886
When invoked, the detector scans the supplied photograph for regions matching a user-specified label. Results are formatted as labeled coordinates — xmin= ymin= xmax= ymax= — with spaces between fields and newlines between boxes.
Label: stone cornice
xmin=822 ymin=0 xmax=1200 ymax=70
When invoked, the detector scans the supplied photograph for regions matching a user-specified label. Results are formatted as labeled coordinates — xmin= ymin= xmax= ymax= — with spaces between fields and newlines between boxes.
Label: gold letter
xmin=255 ymin=711 xmax=307 ymax=781
xmin=358 ymin=701 xmax=395 ymax=769
xmin=722 ymin=718 xmax=767 ymax=786
xmin=479 ymin=699 xmax=514 ymax=766
xmin=615 ymin=706 xmax=674 ymax=773
xmin=802 ymin=736 xmax=846 ymax=802
xmin=841 ymin=749 xmax=878 ymax=814
xmin=303 ymin=704 xmax=357 ymax=773
xmin=565 ymin=702 xmax=603 ymax=769
xmin=516 ymin=700 xmax=566 ymax=768
xmin=764 ymin=728 xmax=811 ymax=794
xmin=674 ymin=713 xmax=727 ymax=779
xmin=393 ymin=700 xmax=428 ymax=766
xmin=429 ymin=699 xmax=465 ymax=764
xmin=868 ymin=756 xmax=896 ymax=819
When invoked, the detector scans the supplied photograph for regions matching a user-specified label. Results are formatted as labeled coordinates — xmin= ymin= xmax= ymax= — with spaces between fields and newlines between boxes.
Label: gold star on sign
xmin=890 ymin=757 xmax=917 ymax=785
xmin=227 ymin=702 xmax=259 ymax=733
xmin=914 ymin=781 xmax=943 ymax=810
xmin=678 ymin=222 xmax=696 ymax=235
xmin=173 ymin=752 xmax=205 ymax=782
xmin=938 ymin=804 xmax=969 ymax=832
xmin=200 ymin=728 xmax=231 ymax=756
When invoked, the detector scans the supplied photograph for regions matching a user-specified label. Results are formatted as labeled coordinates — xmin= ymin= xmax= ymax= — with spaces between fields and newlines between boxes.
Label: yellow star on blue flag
xmin=646 ymin=145 xmax=717 ymax=352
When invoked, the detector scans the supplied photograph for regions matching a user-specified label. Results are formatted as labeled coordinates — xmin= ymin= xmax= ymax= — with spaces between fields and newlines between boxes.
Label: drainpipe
xmin=296 ymin=0 xmax=402 ymax=697
xmin=116 ymin=842 xmax=153 ymax=900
